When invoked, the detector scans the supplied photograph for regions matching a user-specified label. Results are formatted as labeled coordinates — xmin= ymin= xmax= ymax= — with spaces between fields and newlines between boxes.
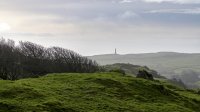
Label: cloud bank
xmin=143 ymin=0 xmax=200 ymax=4
xmin=0 ymin=0 xmax=200 ymax=55
xmin=147 ymin=8 xmax=200 ymax=14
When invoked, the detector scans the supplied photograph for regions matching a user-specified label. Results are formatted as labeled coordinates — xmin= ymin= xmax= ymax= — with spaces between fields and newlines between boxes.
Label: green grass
xmin=0 ymin=72 xmax=200 ymax=112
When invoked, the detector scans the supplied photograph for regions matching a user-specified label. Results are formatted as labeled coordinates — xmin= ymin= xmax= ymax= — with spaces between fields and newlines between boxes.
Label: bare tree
xmin=0 ymin=38 xmax=99 ymax=80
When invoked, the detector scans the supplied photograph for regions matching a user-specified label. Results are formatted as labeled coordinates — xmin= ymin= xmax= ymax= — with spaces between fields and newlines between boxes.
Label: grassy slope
xmin=0 ymin=73 xmax=200 ymax=112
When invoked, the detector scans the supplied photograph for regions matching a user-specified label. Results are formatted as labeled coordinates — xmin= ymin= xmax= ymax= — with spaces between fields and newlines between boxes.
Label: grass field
xmin=0 ymin=72 xmax=200 ymax=112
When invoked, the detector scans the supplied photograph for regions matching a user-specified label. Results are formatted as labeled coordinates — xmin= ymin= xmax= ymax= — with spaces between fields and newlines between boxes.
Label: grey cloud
xmin=119 ymin=0 xmax=133 ymax=3
xmin=1 ymin=0 xmax=199 ymax=25
xmin=147 ymin=8 xmax=200 ymax=14
xmin=118 ymin=11 xmax=139 ymax=19
xmin=142 ymin=0 xmax=200 ymax=4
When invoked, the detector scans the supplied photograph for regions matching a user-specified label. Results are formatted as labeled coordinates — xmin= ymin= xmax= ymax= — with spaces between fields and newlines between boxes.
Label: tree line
xmin=0 ymin=38 xmax=99 ymax=80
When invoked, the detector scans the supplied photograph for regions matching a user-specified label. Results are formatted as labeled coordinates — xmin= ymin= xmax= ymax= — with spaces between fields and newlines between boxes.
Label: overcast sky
xmin=0 ymin=0 xmax=200 ymax=56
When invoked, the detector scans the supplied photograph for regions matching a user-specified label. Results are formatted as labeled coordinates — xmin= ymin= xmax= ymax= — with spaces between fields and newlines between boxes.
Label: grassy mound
xmin=0 ymin=73 xmax=200 ymax=112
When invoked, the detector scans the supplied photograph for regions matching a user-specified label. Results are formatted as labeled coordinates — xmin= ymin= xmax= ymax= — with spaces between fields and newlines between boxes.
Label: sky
xmin=0 ymin=0 xmax=200 ymax=56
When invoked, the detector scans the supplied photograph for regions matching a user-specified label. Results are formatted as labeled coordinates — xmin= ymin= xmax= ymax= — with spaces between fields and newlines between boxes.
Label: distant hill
xmin=0 ymin=73 xmax=200 ymax=111
xmin=88 ymin=52 xmax=200 ymax=88
xmin=103 ymin=63 xmax=186 ymax=88
xmin=103 ymin=63 xmax=166 ymax=79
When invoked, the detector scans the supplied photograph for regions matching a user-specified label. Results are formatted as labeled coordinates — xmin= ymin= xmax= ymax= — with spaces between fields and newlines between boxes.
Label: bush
xmin=136 ymin=70 xmax=154 ymax=80
xmin=197 ymin=90 xmax=200 ymax=95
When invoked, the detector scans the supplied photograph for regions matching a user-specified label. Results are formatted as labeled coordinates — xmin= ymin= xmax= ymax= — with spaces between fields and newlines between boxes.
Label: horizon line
xmin=86 ymin=51 xmax=200 ymax=56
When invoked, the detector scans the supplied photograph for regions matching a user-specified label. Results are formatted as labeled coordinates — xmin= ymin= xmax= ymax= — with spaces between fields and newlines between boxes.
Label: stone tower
xmin=115 ymin=48 xmax=117 ymax=54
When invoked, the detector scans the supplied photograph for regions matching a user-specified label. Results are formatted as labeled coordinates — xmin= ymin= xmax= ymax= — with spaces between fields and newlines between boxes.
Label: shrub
xmin=136 ymin=70 xmax=154 ymax=80
xmin=197 ymin=90 xmax=200 ymax=95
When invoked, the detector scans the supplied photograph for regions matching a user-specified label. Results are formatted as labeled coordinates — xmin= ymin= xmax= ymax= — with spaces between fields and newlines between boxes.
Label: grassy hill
xmin=0 ymin=73 xmax=200 ymax=112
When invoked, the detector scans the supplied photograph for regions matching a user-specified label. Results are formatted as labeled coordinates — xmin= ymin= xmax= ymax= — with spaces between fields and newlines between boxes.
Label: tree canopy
xmin=0 ymin=38 xmax=99 ymax=80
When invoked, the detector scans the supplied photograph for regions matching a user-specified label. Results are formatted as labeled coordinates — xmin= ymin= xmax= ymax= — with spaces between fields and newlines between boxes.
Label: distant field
xmin=0 ymin=73 xmax=200 ymax=112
